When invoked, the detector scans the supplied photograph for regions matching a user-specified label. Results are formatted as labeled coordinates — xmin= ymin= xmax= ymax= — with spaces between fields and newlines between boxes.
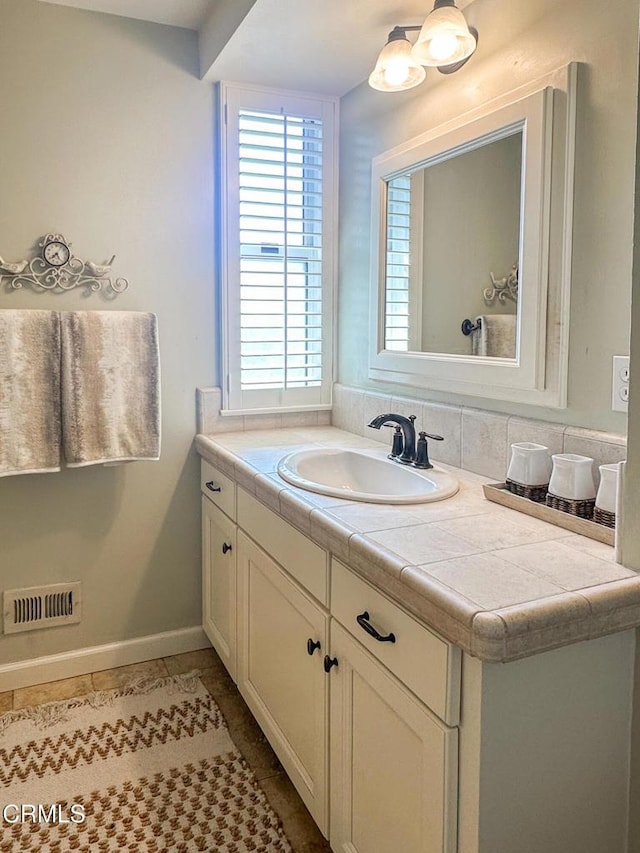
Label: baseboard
xmin=0 ymin=625 xmax=210 ymax=692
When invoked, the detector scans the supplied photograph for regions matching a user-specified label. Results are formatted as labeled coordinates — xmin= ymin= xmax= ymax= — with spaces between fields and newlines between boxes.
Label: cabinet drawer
xmin=238 ymin=489 xmax=328 ymax=605
xmin=201 ymin=460 xmax=236 ymax=520
xmin=331 ymin=559 xmax=460 ymax=726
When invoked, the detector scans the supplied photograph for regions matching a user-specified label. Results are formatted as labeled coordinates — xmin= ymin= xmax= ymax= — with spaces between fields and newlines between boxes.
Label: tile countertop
xmin=195 ymin=427 xmax=640 ymax=663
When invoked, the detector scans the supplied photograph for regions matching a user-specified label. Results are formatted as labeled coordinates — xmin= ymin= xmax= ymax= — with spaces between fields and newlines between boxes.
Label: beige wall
xmin=339 ymin=0 xmax=638 ymax=432
xmin=0 ymin=0 xmax=215 ymax=665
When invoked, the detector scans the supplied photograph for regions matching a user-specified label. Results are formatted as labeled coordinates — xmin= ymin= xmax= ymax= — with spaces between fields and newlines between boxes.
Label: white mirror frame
xmin=369 ymin=64 xmax=577 ymax=408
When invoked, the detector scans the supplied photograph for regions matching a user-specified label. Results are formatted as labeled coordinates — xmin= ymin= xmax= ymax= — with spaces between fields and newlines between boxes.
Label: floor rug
xmin=0 ymin=672 xmax=292 ymax=852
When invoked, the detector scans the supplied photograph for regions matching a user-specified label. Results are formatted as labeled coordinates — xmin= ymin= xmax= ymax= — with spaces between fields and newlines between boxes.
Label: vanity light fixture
xmin=368 ymin=27 xmax=427 ymax=92
xmin=369 ymin=0 xmax=478 ymax=92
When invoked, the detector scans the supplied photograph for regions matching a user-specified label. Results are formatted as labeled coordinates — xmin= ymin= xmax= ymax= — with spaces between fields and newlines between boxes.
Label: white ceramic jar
xmin=548 ymin=453 xmax=596 ymax=500
xmin=595 ymin=463 xmax=621 ymax=514
xmin=506 ymin=442 xmax=552 ymax=486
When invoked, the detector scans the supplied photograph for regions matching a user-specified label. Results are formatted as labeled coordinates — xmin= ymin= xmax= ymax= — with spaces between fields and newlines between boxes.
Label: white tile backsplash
xmin=197 ymin=386 xmax=331 ymax=435
xmin=198 ymin=384 xmax=627 ymax=482
xmin=461 ymin=409 xmax=509 ymax=480
xmin=507 ymin=417 xmax=566 ymax=456
xmin=390 ymin=394 xmax=424 ymax=424
xmin=422 ymin=402 xmax=462 ymax=467
xmin=346 ymin=390 xmax=367 ymax=435
xmin=333 ymin=385 xmax=365 ymax=435
xmin=563 ymin=428 xmax=627 ymax=470
xmin=332 ymin=383 xmax=627 ymax=481
xmin=281 ymin=411 xmax=321 ymax=428
xmin=197 ymin=387 xmax=243 ymax=434
xmin=362 ymin=392 xmax=392 ymax=442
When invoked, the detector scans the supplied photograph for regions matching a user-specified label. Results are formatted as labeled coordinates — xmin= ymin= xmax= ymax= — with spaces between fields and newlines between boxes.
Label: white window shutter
xmin=385 ymin=175 xmax=412 ymax=352
xmin=220 ymin=84 xmax=337 ymax=414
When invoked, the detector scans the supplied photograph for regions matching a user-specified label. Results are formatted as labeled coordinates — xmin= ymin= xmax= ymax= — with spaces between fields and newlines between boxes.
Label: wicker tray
xmin=483 ymin=483 xmax=615 ymax=546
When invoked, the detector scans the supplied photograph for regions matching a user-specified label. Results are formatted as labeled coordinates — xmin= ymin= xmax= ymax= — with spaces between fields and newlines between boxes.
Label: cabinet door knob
xmin=206 ymin=481 xmax=222 ymax=493
xmin=323 ymin=655 xmax=338 ymax=673
xmin=222 ymin=542 xmax=233 ymax=555
xmin=307 ymin=638 xmax=321 ymax=656
xmin=356 ymin=611 xmax=396 ymax=644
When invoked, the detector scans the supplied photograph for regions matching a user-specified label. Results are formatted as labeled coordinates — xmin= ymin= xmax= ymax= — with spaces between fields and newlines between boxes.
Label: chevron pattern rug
xmin=0 ymin=672 xmax=291 ymax=852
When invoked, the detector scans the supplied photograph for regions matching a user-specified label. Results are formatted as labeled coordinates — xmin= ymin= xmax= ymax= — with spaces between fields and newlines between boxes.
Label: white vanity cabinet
xmin=328 ymin=559 xmax=460 ymax=853
xmin=329 ymin=622 xmax=458 ymax=853
xmin=200 ymin=460 xmax=462 ymax=851
xmin=201 ymin=466 xmax=331 ymax=832
xmin=200 ymin=451 xmax=636 ymax=853
xmin=237 ymin=530 xmax=329 ymax=833
xmin=235 ymin=489 xmax=331 ymax=829
xmin=201 ymin=460 xmax=238 ymax=680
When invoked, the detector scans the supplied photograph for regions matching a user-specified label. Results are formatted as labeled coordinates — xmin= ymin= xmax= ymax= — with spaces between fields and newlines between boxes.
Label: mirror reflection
xmin=383 ymin=130 xmax=522 ymax=358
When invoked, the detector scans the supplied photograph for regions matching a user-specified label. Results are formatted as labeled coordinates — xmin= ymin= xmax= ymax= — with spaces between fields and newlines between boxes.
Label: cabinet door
xmin=329 ymin=622 xmax=458 ymax=853
xmin=202 ymin=496 xmax=237 ymax=680
xmin=237 ymin=531 xmax=329 ymax=834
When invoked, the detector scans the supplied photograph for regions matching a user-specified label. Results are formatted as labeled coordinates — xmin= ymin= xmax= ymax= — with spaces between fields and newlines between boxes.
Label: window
xmin=384 ymin=172 xmax=423 ymax=353
xmin=384 ymin=174 xmax=411 ymax=352
xmin=219 ymin=83 xmax=337 ymax=413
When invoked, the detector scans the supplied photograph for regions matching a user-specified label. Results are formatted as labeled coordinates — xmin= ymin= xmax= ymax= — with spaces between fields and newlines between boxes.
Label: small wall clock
xmin=42 ymin=237 xmax=71 ymax=268
xmin=0 ymin=234 xmax=129 ymax=295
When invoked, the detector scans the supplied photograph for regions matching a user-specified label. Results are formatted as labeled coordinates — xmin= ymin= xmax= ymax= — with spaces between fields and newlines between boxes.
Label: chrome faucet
xmin=368 ymin=413 xmax=417 ymax=464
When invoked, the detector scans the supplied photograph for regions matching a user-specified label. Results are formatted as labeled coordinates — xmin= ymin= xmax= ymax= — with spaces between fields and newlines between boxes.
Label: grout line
xmin=251 ymin=769 xmax=284 ymax=784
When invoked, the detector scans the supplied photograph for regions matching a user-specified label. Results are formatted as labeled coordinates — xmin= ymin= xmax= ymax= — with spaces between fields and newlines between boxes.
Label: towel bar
xmin=461 ymin=318 xmax=482 ymax=336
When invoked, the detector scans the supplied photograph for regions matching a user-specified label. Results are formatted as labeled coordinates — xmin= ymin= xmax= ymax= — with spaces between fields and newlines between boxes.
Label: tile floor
xmin=0 ymin=647 xmax=332 ymax=853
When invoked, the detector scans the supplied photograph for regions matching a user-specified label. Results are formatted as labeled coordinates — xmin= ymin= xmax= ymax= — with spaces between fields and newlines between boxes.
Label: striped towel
xmin=61 ymin=311 xmax=160 ymax=467
xmin=0 ymin=310 xmax=61 ymax=477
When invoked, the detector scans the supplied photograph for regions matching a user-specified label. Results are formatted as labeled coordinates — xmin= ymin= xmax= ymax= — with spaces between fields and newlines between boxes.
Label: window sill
xmin=220 ymin=404 xmax=333 ymax=417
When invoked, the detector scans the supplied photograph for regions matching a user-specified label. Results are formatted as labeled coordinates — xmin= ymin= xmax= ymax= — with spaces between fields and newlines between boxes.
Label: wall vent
xmin=3 ymin=583 xmax=82 ymax=634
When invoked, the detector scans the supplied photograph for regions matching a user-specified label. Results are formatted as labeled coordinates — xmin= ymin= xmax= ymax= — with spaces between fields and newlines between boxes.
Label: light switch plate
xmin=612 ymin=355 xmax=630 ymax=413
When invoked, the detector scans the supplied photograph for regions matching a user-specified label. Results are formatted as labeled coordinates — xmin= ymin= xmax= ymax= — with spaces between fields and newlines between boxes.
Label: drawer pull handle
xmin=323 ymin=655 xmax=338 ymax=673
xmin=222 ymin=542 xmax=233 ymax=555
xmin=307 ymin=638 xmax=321 ymax=656
xmin=356 ymin=611 xmax=396 ymax=644
xmin=205 ymin=481 xmax=222 ymax=493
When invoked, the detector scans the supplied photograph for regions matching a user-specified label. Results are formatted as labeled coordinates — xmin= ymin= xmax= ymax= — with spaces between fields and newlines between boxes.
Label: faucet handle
xmin=389 ymin=426 xmax=403 ymax=459
xmin=414 ymin=431 xmax=443 ymax=469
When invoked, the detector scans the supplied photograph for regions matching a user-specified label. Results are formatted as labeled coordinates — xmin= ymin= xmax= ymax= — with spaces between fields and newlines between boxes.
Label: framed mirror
xmin=369 ymin=65 xmax=576 ymax=408
xmin=384 ymin=130 xmax=522 ymax=357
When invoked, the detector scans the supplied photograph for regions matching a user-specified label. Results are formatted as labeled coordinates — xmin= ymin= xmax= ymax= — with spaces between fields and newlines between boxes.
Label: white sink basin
xmin=277 ymin=448 xmax=459 ymax=504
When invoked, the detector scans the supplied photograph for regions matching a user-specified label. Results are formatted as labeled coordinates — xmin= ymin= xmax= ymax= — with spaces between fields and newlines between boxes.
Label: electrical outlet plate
xmin=612 ymin=355 xmax=630 ymax=413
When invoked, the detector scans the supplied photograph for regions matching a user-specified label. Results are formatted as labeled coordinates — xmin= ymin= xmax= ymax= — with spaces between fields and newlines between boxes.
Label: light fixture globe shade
xmin=411 ymin=5 xmax=477 ymax=67
xmin=369 ymin=36 xmax=426 ymax=92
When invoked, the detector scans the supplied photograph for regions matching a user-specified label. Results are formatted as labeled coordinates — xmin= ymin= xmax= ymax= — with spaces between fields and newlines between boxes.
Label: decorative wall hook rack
xmin=483 ymin=263 xmax=518 ymax=305
xmin=0 ymin=234 xmax=129 ymax=295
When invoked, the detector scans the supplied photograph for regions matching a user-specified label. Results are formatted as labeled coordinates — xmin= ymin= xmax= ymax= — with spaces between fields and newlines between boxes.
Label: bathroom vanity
xmin=196 ymin=426 xmax=638 ymax=853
